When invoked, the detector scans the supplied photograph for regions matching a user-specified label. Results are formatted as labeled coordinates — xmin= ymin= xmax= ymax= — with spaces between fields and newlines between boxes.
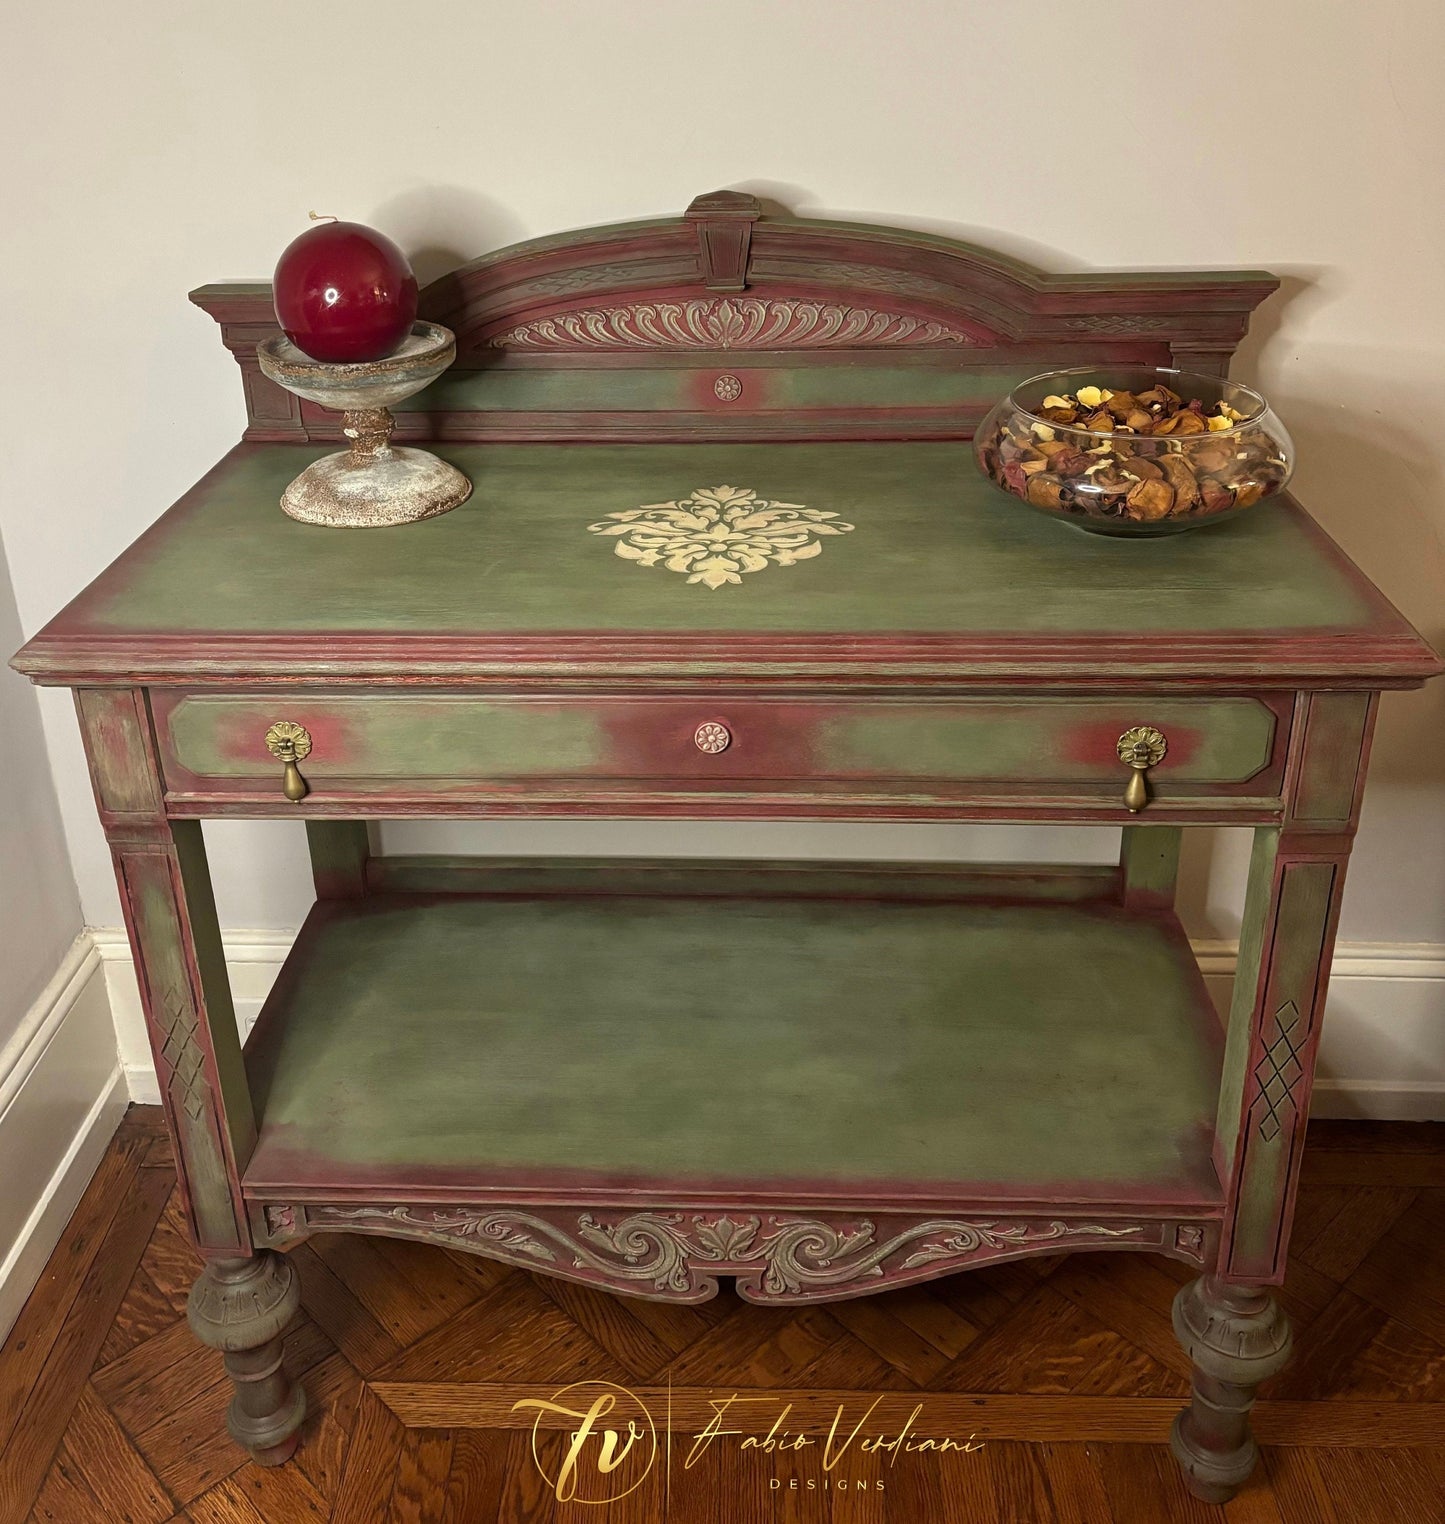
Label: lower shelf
xmin=241 ymin=859 xmax=1226 ymax=1214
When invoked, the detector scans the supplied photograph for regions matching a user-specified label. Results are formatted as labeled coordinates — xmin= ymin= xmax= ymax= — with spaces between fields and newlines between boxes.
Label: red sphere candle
xmin=273 ymin=220 xmax=418 ymax=363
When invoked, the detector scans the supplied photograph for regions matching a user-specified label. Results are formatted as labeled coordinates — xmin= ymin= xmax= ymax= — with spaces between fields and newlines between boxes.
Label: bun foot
xmin=188 ymin=1251 xmax=307 ymax=1465
xmin=1169 ymin=1276 xmax=1291 ymax=1502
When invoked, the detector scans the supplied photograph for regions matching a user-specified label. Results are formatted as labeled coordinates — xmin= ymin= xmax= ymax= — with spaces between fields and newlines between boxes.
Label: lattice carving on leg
xmin=1253 ymin=999 xmax=1305 ymax=1143
xmin=158 ymin=987 xmax=208 ymax=1122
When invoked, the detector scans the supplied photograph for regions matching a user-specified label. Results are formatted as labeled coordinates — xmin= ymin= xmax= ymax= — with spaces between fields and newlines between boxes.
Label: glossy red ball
xmin=273 ymin=221 xmax=418 ymax=363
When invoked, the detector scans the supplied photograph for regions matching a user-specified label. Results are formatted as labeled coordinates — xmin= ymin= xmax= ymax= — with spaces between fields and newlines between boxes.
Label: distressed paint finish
xmin=75 ymin=688 xmax=167 ymax=816
xmin=19 ymin=445 xmax=1433 ymax=695
xmin=163 ymin=793 xmax=1299 ymax=827
xmin=19 ymin=197 xmax=1432 ymax=701
xmin=490 ymin=296 xmax=980 ymax=349
xmin=1120 ymin=826 xmax=1183 ymax=911
xmin=1289 ymin=691 xmax=1376 ymax=826
xmin=260 ymin=1202 xmax=1215 ymax=1304
xmin=1217 ymin=694 xmax=1372 ymax=1282
xmin=404 ymin=356 xmax=1014 ymax=411
xmin=816 ymin=696 xmax=1278 ymax=786
xmin=241 ymin=889 xmax=1223 ymax=1204
xmin=163 ymin=692 xmax=603 ymax=783
xmin=187 ymin=1252 xmax=306 ymax=1464
xmin=153 ymin=690 xmax=1284 ymax=800
xmin=1214 ymin=830 xmax=1281 ymax=1185
xmin=1170 ymin=1276 xmax=1292 ymax=1503
xmin=363 ymin=854 xmax=1126 ymax=904
xmin=189 ymin=191 xmax=1278 ymax=445
xmin=74 ymin=690 xmax=253 ymax=1255
xmin=10 ymin=201 xmax=1443 ymax=1489
xmin=1223 ymin=859 xmax=1340 ymax=1279
xmin=32 ymin=447 xmax=1375 ymax=641
xmin=304 ymin=820 xmax=371 ymax=899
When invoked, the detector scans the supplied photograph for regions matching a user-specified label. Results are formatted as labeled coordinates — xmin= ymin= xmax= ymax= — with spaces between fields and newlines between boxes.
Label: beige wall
xmin=2 ymin=1 xmax=1442 ymax=947
xmin=0 ymin=536 xmax=83 ymax=1039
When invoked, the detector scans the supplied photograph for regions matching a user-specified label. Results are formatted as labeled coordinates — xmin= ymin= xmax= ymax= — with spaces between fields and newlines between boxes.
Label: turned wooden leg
xmin=1170 ymin=1275 xmax=1291 ymax=1503
xmin=188 ymin=1251 xmax=307 ymax=1465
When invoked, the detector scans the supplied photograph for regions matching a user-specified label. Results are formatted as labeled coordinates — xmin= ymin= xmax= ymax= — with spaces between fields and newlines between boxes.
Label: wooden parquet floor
xmin=3 ymin=1110 xmax=1445 ymax=1522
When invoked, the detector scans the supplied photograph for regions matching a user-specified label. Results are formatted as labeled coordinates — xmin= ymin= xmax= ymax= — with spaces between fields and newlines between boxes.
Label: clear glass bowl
xmin=973 ymin=365 xmax=1293 ymax=537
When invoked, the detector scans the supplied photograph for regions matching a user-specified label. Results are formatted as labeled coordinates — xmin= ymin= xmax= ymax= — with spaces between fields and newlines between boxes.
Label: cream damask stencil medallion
xmin=588 ymin=485 xmax=856 ymax=590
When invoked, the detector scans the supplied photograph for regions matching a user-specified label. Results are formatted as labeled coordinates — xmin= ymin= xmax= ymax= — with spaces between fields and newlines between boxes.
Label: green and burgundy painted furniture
xmin=13 ymin=193 xmax=1440 ymax=1502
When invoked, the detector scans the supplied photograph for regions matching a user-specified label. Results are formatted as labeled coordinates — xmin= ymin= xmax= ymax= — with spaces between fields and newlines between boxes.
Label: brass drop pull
xmin=1117 ymin=726 xmax=1167 ymax=813
xmin=264 ymin=721 xmax=313 ymax=803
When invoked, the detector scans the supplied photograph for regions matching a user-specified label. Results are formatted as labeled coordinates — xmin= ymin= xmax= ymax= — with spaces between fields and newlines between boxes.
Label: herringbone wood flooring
xmin=3 ymin=1110 xmax=1444 ymax=1522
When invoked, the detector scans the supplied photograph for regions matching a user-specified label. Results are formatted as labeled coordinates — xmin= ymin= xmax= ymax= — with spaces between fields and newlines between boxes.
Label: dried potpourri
xmin=976 ymin=378 xmax=1292 ymax=530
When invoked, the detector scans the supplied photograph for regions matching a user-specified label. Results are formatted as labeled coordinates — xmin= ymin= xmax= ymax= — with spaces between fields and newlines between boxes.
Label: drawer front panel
xmin=816 ymin=700 xmax=1277 ymax=784
xmin=154 ymin=691 xmax=1287 ymax=804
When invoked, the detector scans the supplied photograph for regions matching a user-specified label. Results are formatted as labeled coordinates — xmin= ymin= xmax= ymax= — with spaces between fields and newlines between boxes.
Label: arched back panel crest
xmin=194 ymin=190 xmax=1277 ymax=445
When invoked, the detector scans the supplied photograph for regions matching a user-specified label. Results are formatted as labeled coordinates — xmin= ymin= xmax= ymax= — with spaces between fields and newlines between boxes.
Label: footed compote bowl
xmin=257 ymin=321 xmax=471 ymax=527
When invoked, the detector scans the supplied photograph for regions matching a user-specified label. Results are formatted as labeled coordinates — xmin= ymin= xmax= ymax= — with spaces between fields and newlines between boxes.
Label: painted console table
xmin=14 ymin=193 xmax=1440 ymax=1503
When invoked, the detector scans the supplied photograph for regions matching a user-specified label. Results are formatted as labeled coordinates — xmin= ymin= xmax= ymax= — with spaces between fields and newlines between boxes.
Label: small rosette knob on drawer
xmin=694 ymin=721 xmax=732 ymax=755
xmin=1117 ymin=726 xmax=1167 ymax=812
xmin=264 ymin=721 xmax=313 ymax=803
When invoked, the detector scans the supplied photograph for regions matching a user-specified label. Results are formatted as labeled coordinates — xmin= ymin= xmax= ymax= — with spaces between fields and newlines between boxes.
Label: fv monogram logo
xmin=512 ymin=1380 xmax=658 ymax=1504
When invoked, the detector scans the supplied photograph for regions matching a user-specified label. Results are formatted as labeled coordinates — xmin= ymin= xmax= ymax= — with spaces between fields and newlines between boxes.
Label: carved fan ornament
xmin=492 ymin=296 xmax=975 ymax=350
xmin=589 ymin=485 xmax=855 ymax=589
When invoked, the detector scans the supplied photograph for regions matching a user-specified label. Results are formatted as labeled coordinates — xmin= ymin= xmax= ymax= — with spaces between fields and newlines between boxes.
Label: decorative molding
xmin=187 ymin=1249 xmax=300 ymax=1338
xmin=750 ymin=260 xmax=969 ymax=306
xmin=270 ymin=1204 xmax=1177 ymax=1303
xmin=1175 ymin=1224 xmax=1207 ymax=1257
xmin=694 ymin=721 xmax=731 ymax=755
xmin=588 ymin=485 xmax=855 ymax=590
xmin=1173 ymin=1277 xmax=1293 ymax=1381
xmin=491 ymin=296 xmax=976 ymax=350
xmin=507 ymin=262 xmax=666 ymax=300
xmin=193 ymin=194 xmax=1278 ymax=439
xmin=1055 ymin=313 xmax=1177 ymax=334
xmin=263 ymin=1204 xmax=297 ymax=1236
xmin=685 ymin=189 xmax=760 ymax=292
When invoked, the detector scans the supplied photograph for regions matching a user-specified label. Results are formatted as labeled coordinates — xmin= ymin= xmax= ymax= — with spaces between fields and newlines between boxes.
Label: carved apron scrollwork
xmin=266 ymin=1203 xmax=1205 ymax=1304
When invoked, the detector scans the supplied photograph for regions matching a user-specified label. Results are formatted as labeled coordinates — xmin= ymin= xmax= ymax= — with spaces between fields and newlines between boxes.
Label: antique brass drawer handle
xmin=694 ymin=721 xmax=732 ymax=754
xmin=1117 ymin=726 xmax=1167 ymax=813
xmin=264 ymin=721 xmax=313 ymax=803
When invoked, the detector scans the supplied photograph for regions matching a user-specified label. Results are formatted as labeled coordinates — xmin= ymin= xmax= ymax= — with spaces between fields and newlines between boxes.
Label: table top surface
xmin=15 ymin=440 xmax=1438 ymax=688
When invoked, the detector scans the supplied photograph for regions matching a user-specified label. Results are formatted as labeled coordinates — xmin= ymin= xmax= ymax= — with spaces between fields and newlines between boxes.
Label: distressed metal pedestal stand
xmin=257 ymin=322 xmax=471 ymax=527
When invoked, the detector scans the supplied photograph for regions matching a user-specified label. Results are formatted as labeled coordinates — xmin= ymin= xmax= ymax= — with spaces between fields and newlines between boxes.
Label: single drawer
xmin=152 ymin=689 xmax=1290 ymax=812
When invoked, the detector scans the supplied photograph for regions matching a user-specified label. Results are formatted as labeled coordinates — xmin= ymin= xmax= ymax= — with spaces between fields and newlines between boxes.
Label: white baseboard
xmin=1194 ymin=938 xmax=1445 ymax=1120
xmin=95 ymin=928 xmax=293 ymax=1106
xmin=0 ymin=936 xmax=129 ymax=1343
xmin=96 ymin=927 xmax=1445 ymax=1122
